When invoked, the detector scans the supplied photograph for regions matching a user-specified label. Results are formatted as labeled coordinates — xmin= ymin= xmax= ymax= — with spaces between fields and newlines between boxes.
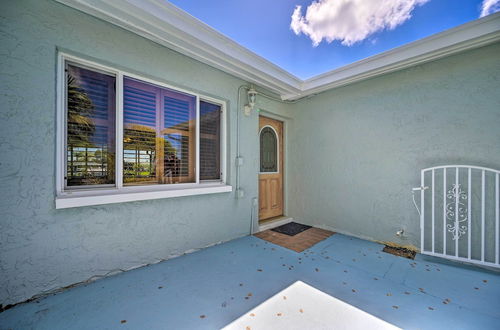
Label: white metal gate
xmin=414 ymin=165 xmax=500 ymax=268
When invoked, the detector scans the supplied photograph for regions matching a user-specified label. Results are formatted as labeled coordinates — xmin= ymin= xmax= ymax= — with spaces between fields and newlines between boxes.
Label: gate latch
xmin=412 ymin=186 xmax=429 ymax=216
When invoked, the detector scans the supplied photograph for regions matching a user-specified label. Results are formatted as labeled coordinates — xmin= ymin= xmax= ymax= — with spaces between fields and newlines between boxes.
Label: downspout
xmin=235 ymin=85 xmax=248 ymax=198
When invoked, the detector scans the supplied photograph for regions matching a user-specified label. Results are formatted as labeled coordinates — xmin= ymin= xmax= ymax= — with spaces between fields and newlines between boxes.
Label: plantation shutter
xmin=123 ymin=77 xmax=196 ymax=185
xmin=123 ymin=78 xmax=160 ymax=185
xmin=162 ymin=90 xmax=196 ymax=183
xmin=200 ymin=101 xmax=221 ymax=181
xmin=66 ymin=63 xmax=116 ymax=187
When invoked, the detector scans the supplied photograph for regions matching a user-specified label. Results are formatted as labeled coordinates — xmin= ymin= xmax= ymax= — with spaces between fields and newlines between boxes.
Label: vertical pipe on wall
xmin=420 ymin=170 xmax=425 ymax=253
xmin=235 ymin=85 xmax=248 ymax=197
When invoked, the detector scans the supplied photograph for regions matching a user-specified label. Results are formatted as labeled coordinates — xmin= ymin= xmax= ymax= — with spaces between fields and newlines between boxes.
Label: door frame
xmin=258 ymin=112 xmax=288 ymax=221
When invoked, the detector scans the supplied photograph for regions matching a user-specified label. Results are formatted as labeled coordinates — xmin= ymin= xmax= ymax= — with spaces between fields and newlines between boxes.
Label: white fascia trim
xmin=55 ymin=0 xmax=500 ymax=101
xmin=55 ymin=0 xmax=301 ymax=96
xmin=298 ymin=12 xmax=500 ymax=100
xmin=56 ymin=184 xmax=233 ymax=209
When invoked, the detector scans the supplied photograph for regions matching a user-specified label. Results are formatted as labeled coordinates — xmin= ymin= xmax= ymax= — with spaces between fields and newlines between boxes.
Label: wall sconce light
xmin=244 ymin=86 xmax=258 ymax=116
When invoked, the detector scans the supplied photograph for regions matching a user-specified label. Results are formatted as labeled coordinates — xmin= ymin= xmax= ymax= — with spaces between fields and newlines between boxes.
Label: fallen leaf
xmin=247 ymin=293 xmax=252 ymax=297
xmin=250 ymin=313 xmax=255 ymax=317
xmin=277 ymin=313 xmax=282 ymax=316
xmin=315 ymin=268 xmax=319 ymax=272
xmin=299 ymin=309 xmax=304 ymax=313
xmin=283 ymin=296 xmax=287 ymax=300
xmin=392 ymin=306 xmax=398 ymax=309
xmin=200 ymin=315 xmax=206 ymax=319
xmin=352 ymin=289 xmax=356 ymax=293
xmin=387 ymin=293 xmax=392 ymax=296
xmin=428 ymin=307 xmax=434 ymax=310
xmin=404 ymin=292 xmax=411 ymax=295
xmin=120 ymin=320 xmax=127 ymax=324
xmin=483 ymin=280 xmax=488 ymax=283
xmin=246 ymin=327 xmax=251 ymax=330
xmin=158 ymin=286 xmax=163 ymax=289
xmin=257 ymin=269 xmax=263 ymax=272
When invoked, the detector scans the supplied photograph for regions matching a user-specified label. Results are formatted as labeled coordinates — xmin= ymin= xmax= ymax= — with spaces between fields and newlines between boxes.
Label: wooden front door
xmin=259 ymin=116 xmax=283 ymax=220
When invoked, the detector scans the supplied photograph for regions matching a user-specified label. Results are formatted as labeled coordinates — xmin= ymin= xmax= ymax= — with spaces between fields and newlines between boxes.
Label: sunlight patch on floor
xmin=223 ymin=281 xmax=400 ymax=330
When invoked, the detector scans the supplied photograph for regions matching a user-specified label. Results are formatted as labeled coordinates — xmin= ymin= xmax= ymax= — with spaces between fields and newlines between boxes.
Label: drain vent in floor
xmin=382 ymin=245 xmax=416 ymax=259
xmin=271 ymin=222 xmax=312 ymax=236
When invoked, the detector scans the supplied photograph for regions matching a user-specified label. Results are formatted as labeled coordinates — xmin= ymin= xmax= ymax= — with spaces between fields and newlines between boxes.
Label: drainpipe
xmin=235 ymin=85 xmax=248 ymax=199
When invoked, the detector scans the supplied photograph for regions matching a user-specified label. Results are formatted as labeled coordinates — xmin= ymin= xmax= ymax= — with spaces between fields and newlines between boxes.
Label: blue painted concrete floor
xmin=1 ymin=234 xmax=499 ymax=329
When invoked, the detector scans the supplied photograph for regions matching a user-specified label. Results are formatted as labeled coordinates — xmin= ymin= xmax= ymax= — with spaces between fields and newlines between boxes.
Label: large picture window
xmin=123 ymin=78 xmax=196 ymax=185
xmin=58 ymin=55 xmax=227 ymax=207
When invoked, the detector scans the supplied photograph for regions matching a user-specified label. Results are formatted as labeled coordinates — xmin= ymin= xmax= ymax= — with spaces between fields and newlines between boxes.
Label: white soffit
xmin=56 ymin=0 xmax=500 ymax=101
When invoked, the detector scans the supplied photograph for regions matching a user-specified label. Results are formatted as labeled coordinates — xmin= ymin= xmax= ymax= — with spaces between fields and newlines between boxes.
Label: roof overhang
xmin=56 ymin=0 xmax=500 ymax=101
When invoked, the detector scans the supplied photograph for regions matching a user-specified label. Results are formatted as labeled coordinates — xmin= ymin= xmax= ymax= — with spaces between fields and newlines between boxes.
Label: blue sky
xmin=168 ymin=0 xmax=499 ymax=79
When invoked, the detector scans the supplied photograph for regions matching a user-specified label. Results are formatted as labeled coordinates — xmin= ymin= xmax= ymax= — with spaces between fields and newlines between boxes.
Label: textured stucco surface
xmin=287 ymin=42 xmax=500 ymax=248
xmin=1 ymin=0 xmax=500 ymax=308
xmin=0 ymin=0 xmax=289 ymax=306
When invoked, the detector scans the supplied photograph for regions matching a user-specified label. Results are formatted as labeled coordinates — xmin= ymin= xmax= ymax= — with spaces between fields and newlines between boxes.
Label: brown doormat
xmin=254 ymin=227 xmax=335 ymax=252
xmin=382 ymin=246 xmax=416 ymax=259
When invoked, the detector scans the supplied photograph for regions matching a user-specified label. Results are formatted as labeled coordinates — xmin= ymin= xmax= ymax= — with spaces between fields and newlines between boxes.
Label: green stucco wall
xmin=1 ymin=0 xmax=499 ymax=308
xmin=0 ymin=0 xmax=289 ymax=306
xmin=288 ymin=42 xmax=500 ymax=248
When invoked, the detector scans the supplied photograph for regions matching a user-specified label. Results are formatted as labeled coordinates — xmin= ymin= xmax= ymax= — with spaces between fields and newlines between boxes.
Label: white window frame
xmin=56 ymin=52 xmax=231 ymax=209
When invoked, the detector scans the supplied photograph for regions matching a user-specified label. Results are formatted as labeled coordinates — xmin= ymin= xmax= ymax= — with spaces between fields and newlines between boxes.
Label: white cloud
xmin=290 ymin=0 xmax=429 ymax=47
xmin=480 ymin=0 xmax=500 ymax=17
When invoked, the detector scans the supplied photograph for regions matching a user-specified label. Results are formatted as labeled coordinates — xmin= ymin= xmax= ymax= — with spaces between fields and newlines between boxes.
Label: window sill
xmin=55 ymin=184 xmax=233 ymax=209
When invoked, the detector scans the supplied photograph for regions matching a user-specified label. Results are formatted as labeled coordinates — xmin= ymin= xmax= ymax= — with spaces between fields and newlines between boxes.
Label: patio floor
xmin=1 ymin=233 xmax=499 ymax=329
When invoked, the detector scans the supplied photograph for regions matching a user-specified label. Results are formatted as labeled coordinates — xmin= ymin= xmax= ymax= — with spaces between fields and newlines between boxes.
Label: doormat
xmin=271 ymin=222 xmax=312 ymax=236
xmin=255 ymin=227 xmax=334 ymax=252
xmin=382 ymin=245 xmax=416 ymax=260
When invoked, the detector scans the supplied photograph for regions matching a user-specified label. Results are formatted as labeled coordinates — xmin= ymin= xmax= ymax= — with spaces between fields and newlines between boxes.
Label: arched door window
xmin=260 ymin=126 xmax=278 ymax=172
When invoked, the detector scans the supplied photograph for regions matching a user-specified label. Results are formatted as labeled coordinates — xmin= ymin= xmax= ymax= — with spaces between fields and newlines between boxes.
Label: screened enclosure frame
xmin=56 ymin=52 xmax=228 ymax=200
